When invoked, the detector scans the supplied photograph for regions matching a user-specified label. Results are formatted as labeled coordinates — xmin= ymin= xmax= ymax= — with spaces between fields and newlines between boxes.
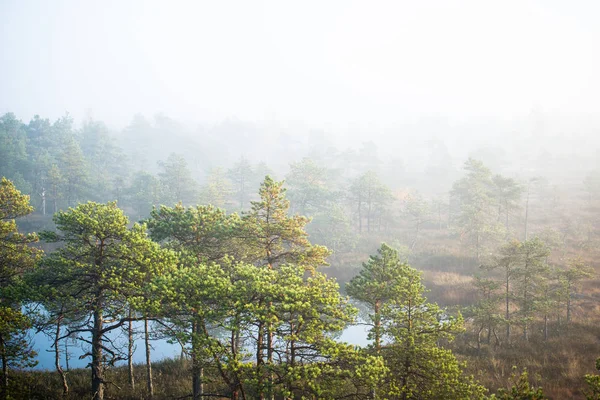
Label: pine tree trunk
xmin=505 ymin=203 xmax=510 ymax=232
xmin=476 ymin=231 xmax=480 ymax=260
xmin=65 ymin=340 xmax=69 ymax=371
xmin=256 ymin=321 xmax=265 ymax=400
xmin=411 ymin=221 xmax=420 ymax=250
xmin=145 ymin=317 xmax=154 ymax=399
xmin=191 ymin=319 xmax=203 ymax=400
xmin=523 ymin=273 xmax=530 ymax=342
xmin=92 ymin=308 xmax=105 ymax=400
xmin=235 ymin=329 xmax=244 ymax=398
xmin=567 ymin=283 xmax=572 ymax=324
xmin=267 ymin=328 xmax=274 ymax=400
xmin=524 ymin=190 xmax=530 ymax=241
xmin=265 ymin=255 xmax=274 ymax=400
xmin=367 ymin=200 xmax=372 ymax=233
xmin=505 ymin=274 xmax=511 ymax=342
xmin=358 ymin=196 xmax=362 ymax=234
xmin=371 ymin=301 xmax=382 ymax=399
xmin=289 ymin=322 xmax=297 ymax=399
xmin=128 ymin=312 xmax=135 ymax=390
xmin=240 ymin=176 xmax=245 ymax=210
xmin=374 ymin=301 xmax=381 ymax=354
xmin=401 ymin=357 xmax=411 ymax=400
xmin=55 ymin=315 xmax=69 ymax=396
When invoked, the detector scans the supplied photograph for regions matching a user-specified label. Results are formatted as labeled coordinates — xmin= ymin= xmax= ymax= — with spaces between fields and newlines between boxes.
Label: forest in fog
xmin=3 ymin=1 xmax=600 ymax=399
xmin=2 ymin=111 xmax=600 ymax=399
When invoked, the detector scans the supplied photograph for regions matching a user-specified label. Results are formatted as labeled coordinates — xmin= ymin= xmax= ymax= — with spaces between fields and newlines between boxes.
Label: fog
xmin=4 ymin=2 xmax=600 ymax=397
xmin=3 ymin=1 xmax=600 ymax=185
xmin=3 ymin=0 xmax=600 ymax=124
xmin=1 ymin=1 xmax=599 ymax=197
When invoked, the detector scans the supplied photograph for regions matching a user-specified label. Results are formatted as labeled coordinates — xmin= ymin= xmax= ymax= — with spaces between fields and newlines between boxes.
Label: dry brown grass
xmin=420 ymin=269 xmax=477 ymax=306
xmin=454 ymin=320 xmax=600 ymax=399
xmin=9 ymin=358 xmax=198 ymax=400
xmin=422 ymin=270 xmax=474 ymax=286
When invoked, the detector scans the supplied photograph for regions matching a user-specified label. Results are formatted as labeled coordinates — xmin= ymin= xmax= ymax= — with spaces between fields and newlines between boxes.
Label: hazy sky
xmin=1 ymin=0 xmax=599 ymax=127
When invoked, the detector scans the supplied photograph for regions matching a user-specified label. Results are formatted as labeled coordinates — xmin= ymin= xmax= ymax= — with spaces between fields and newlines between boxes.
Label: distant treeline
xmin=3 ymin=111 xmax=600 ymax=399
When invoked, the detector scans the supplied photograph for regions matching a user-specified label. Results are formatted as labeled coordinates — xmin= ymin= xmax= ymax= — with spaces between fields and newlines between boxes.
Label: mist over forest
xmin=2 ymin=1 xmax=600 ymax=400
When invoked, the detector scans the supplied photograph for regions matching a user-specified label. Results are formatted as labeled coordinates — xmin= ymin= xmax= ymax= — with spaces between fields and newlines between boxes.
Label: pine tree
xmin=0 ymin=178 xmax=42 ymax=399
xmin=346 ymin=243 xmax=406 ymax=354
xmin=558 ymin=258 xmax=593 ymax=325
xmin=451 ymin=158 xmax=503 ymax=260
xmin=483 ymin=240 xmax=522 ymax=342
xmin=146 ymin=204 xmax=241 ymax=399
xmin=493 ymin=369 xmax=545 ymax=400
xmin=125 ymin=171 xmax=167 ymax=220
xmin=36 ymin=202 xmax=176 ymax=400
xmin=513 ymin=238 xmax=549 ymax=341
xmin=403 ymin=193 xmax=432 ymax=250
xmin=492 ymin=175 xmax=523 ymax=235
xmin=348 ymin=243 xmax=485 ymax=399
xmin=585 ymin=359 xmax=600 ymax=400
xmin=200 ymin=167 xmax=233 ymax=208
xmin=58 ymin=138 xmax=87 ymax=206
xmin=285 ymin=157 xmax=334 ymax=216
xmin=158 ymin=153 xmax=199 ymax=205
xmin=468 ymin=277 xmax=504 ymax=350
xmin=241 ymin=176 xmax=329 ymax=270
xmin=228 ymin=157 xmax=254 ymax=210
xmin=349 ymin=171 xmax=393 ymax=234
xmin=239 ymin=176 xmax=329 ymax=399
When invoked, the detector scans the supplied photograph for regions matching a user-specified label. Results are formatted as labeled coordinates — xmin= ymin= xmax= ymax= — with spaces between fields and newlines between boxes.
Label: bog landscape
xmin=2 ymin=2 xmax=600 ymax=399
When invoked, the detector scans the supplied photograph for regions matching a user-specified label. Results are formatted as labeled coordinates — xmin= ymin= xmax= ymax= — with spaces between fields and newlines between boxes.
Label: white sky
xmin=1 ymin=0 xmax=599 ymax=127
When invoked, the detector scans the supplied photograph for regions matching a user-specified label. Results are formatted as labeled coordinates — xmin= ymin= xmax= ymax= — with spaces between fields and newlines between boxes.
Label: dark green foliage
xmin=0 ymin=114 xmax=29 ymax=193
xmin=125 ymin=171 xmax=167 ymax=220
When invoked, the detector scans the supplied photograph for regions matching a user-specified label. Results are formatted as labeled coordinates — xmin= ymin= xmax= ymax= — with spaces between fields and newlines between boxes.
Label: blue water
xmin=31 ymin=323 xmax=371 ymax=370
xmin=31 ymin=321 xmax=181 ymax=370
